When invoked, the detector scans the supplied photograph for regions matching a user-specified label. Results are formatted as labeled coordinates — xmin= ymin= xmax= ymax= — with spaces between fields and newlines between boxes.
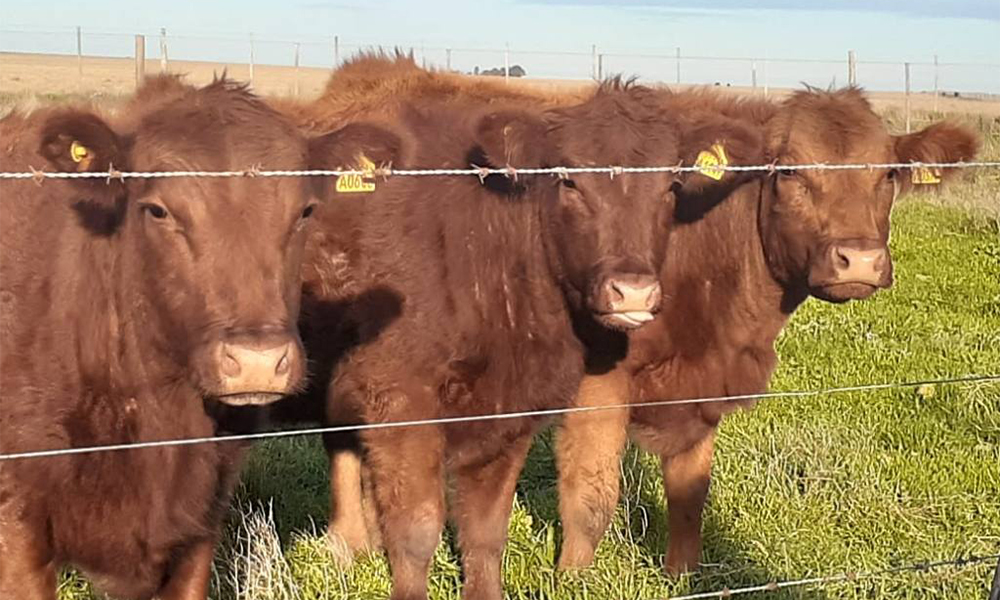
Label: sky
xmin=2 ymin=0 xmax=998 ymax=93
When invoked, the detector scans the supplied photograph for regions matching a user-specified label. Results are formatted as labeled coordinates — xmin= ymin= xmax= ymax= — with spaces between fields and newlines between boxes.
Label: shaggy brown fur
xmin=0 ymin=75 xmax=395 ymax=600
xmin=272 ymin=50 xmax=586 ymax=133
xmin=554 ymin=86 xmax=981 ymax=575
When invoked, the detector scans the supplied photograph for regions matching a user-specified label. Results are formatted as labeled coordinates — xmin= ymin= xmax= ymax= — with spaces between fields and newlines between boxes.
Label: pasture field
xmin=2 ymin=89 xmax=997 ymax=600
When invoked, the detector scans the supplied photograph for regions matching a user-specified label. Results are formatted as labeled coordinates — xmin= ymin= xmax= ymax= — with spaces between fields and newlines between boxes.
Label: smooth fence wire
xmin=663 ymin=553 xmax=1000 ymax=600
xmin=2 ymin=160 xmax=1000 ymax=182
xmin=0 ymin=373 xmax=996 ymax=461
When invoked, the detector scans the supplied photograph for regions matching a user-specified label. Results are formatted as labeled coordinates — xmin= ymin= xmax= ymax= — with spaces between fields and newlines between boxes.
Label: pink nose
xmin=830 ymin=245 xmax=889 ymax=286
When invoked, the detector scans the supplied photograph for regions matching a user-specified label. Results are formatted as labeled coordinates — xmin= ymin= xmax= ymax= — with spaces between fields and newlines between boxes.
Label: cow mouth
xmin=811 ymin=282 xmax=880 ymax=303
xmin=213 ymin=392 xmax=286 ymax=407
xmin=596 ymin=310 xmax=656 ymax=331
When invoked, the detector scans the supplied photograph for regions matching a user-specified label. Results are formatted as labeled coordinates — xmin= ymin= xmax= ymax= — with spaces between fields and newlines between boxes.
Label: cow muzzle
xmin=810 ymin=241 xmax=893 ymax=302
xmin=591 ymin=273 xmax=662 ymax=331
xmin=207 ymin=330 xmax=305 ymax=406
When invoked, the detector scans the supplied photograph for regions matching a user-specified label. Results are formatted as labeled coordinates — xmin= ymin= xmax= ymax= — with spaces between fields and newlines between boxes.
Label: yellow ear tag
xmin=694 ymin=143 xmax=728 ymax=181
xmin=70 ymin=141 xmax=90 ymax=163
xmin=335 ymin=154 xmax=377 ymax=193
xmin=911 ymin=166 xmax=942 ymax=185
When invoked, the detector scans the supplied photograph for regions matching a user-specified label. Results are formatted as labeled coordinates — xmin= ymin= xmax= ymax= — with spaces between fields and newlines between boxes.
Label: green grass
xmin=37 ymin=102 xmax=1000 ymax=599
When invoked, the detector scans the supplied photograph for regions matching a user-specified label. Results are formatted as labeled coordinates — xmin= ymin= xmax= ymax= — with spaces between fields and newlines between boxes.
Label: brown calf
xmin=297 ymin=77 xmax=767 ymax=600
xmin=0 ymin=76 xmax=392 ymax=600
xmin=554 ymin=86 xmax=981 ymax=575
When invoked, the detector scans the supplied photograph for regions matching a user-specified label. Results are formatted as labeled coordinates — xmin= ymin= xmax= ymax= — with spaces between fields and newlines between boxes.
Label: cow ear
xmin=474 ymin=109 xmax=550 ymax=170
xmin=307 ymin=122 xmax=404 ymax=200
xmin=894 ymin=121 xmax=980 ymax=193
xmin=672 ymin=116 xmax=766 ymax=222
xmin=38 ymin=110 xmax=125 ymax=176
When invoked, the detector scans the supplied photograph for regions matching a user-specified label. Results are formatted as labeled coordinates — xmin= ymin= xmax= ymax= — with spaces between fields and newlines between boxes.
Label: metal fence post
xmin=294 ymin=42 xmax=301 ymax=98
xmin=504 ymin=43 xmax=510 ymax=83
xmin=592 ymin=44 xmax=598 ymax=80
xmin=333 ymin=35 xmax=339 ymax=69
xmin=76 ymin=26 xmax=83 ymax=81
xmin=159 ymin=27 xmax=168 ymax=73
xmin=763 ymin=53 xmax=769 ymax=97
xmin=848 ymin=50 xmax=857 ymax=86
xmin=598 ymin=53 xmax=603 ymax=81
xmin=751 ymin=59 xmax=757 ymax=90
xmin=249 ymin=33 xmax=255 ymax=86
xmin=675 ymin=46 xmax=681 ymax=85
xmin=933 ymin=54 xmax=939 ymax=112
xmin=446 ymin=48 xmax=452 ymax=71
xmin=904 ymin=62 xmax=912 ymax=133
xmin=134 ymin=35 xmax=145 ymax=88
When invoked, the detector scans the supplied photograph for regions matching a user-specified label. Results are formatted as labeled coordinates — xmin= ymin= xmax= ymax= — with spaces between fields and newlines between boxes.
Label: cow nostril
xmin=834 ymin=248 xmax=851 ymax=270
xmin=275 ymin=352 xmax=290 ymax=376
xmin=608 ymin=281 xmax=625 ymax=304
xmin=222 ymin=351 xmax=241 ymax=378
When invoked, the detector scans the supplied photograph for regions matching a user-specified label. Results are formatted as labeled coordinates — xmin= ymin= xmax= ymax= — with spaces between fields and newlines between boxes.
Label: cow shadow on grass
xmin=215 ymin=285 xmax=404 ymax=542
xmin=517 ymin=433 xmax=832 ymax=600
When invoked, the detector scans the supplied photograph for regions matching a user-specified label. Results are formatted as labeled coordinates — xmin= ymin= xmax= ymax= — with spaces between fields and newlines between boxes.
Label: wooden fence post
xmin=333 ymin=35 xmax=340 ymax=69
xmin=446 ymin=48 xmax=452 ymax=71
xmin=751 ymin=59 xmax=757 ymax=90
xmin=592 ymin=44 xmax=598 ymax=80
xmin=598 ymin=53 xmax=603 ymax=81
xmin=134 ymin=35 xmax=145 ymax=88
xmin=989 ymin=554 xmax=1000 ymax=600
xmin=848 ymin=50 xmax=857 ymax=86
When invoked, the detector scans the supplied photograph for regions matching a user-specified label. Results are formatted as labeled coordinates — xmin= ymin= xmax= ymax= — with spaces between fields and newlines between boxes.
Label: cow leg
xmin=367 ymin=424 xmax=446 ymax=600
xmin=0 ymin=517 xmax=56 ymax=600
xmin=556 ymin=369 xmax=631 ymax=570
xmin=451 ymin=432 xmax=534 ymax=600
xmin=326 ymin=440 xmax=374 ymax=563
xmin=662 ymin=429 xmax=716 ymax=576
xmin=157 ymin=537 xmax=216 ymax=600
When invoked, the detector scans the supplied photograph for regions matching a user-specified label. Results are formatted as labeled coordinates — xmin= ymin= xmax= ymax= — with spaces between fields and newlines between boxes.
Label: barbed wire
xmin=664 ymin=553 xmax=1000 ymax=600
xmin=2 ymin=161 xmax=999 ymax=182
xmin=0 ymin=373 xmax=995 ymax=462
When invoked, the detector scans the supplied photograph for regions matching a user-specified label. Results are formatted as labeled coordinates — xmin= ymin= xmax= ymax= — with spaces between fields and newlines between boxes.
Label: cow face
xmin=38 ymin=79 xmax=393 ymax=406
xmin=474 ymin=85 xmax=680 ymax=332
xmin=760 ymin=88 xmax=979 ymax=303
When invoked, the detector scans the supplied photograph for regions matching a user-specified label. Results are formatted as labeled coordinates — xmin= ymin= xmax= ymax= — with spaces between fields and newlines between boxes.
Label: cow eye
xmin=886 ymin=168 xmax=899 ymax=181
xmin=778 ymin=168 xmax=798 ymax=178
xmin=140 ymin=203 xmax=169 ymax=220
xmin=560 ymin=179 xmax=578 ymax=190
xmin=301 ymin=204 xmax=316 ymax=220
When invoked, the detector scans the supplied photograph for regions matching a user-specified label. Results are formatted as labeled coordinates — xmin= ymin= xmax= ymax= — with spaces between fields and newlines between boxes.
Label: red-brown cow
xmin=554 ymin=86 xmax=980 ymax=575
xmin=0 ymin=76 xmax=393 ymax=600
xmin=297 ymin=80 xmax=768 ymax=600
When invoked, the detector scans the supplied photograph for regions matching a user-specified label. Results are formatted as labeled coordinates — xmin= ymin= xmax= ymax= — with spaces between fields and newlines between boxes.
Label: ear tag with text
xmin=335 ymin=154 xmax=377 ymax=193
xmin=694 ymin=143 xmax=728 ymax=181
xmin=911 ymin=166 xmax=942 ymax=185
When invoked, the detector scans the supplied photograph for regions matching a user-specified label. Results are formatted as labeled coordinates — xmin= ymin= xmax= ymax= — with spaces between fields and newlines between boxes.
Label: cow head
xmin=474 ymin=81 xmax=764 ymax=332
xmin=759 ymin=87 xmax=979 ymax=303
xmin=36 ymin=78 xmax=392 ymax=406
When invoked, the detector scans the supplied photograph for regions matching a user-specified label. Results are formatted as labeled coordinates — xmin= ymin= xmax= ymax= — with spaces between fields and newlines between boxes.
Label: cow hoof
xmin=662 ymin=556 xmax=698 ymax=578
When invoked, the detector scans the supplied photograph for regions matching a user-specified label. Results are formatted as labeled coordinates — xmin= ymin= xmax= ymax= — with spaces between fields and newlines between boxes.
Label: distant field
xmin=3 ymin=52 xmax=998 ymax=600
xmin=3 ymin=51 xmax=1000 ymax=118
